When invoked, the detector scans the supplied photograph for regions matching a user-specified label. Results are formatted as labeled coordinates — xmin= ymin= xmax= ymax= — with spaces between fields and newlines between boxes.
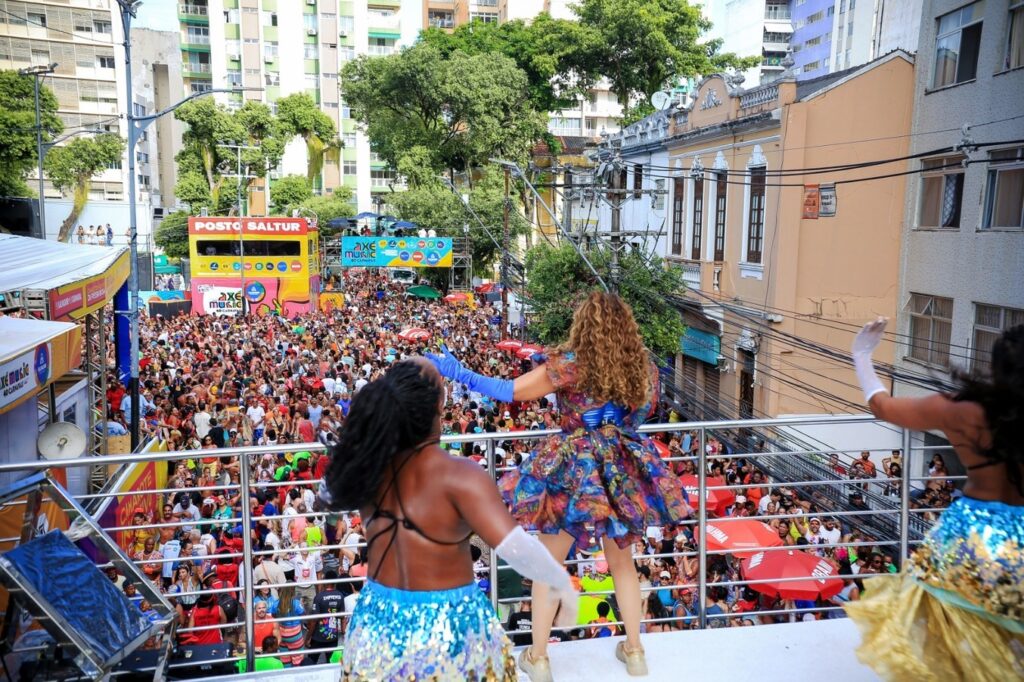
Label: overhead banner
xmin=187 ymin=217 xmax=311 ymax=236
xmin=341 ymin=236 xmax=453 ymax=268
xmin=47 ymin=250 xmax=131 ymax=321
xmin=802 ymin=184 xmax=820 ymax=220
xmin=0 ymin=344 xmax=49 ymax=413
xmin=819 ymin=183 xmax=837 ymax=217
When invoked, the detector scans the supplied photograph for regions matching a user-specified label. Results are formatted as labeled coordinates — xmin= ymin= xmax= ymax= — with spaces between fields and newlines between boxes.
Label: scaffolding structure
xmin=449 ymin=236 xmax=472 ymax=291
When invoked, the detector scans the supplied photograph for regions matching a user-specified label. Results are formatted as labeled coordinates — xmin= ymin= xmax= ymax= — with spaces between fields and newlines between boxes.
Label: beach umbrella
xmin=496 ymin=340 xmax=524 ymax=352
xmin=740 ymin=550 xmax=844 ymax=601
xmin=679 ymin=475 xmax=736 ymax=515
xmin=407 ymin=285 xmax=442 ymax=300
xmin=398 ymin=328 xmax=430 ymax=342
xmin=444 ymin=292 xmax=470 ymax=304
xmin=516 ymin=345 xmax=544 ymax=359
xmin=701 ymin=520 xmax=784 ymax=559
xmin=354 ymin=211 xmax=378 ymax=220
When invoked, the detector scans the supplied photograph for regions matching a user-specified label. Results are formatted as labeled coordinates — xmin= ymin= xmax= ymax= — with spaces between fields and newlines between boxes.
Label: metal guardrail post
xmin=486 ymin=439 xmax=499 ymax=613
xmin=239 ymin=453 xmax=256 ymax=672
xmin=697 ymin=427 xmax=707 ymax=629
xmin=899 ymin=428 xmax=912 ymax=564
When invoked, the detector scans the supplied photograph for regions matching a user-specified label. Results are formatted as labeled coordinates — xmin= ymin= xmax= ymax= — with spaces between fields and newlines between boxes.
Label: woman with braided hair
xmin=845 ymin=319 xmax=1024 ymax=681
xmin=428 ymin=291 xmax=690 ymax=680
xmin=324 ymin=359 xmax=577 ymax=682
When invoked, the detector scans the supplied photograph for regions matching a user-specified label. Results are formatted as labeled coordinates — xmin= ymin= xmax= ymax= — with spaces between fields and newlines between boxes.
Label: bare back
xmin=360 ymin=445 xmax=516 ymax=591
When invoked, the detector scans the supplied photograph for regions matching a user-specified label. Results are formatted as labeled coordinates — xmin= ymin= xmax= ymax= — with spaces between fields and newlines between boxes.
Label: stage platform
xmin=193 ymin=618 xmax=879 ymax=682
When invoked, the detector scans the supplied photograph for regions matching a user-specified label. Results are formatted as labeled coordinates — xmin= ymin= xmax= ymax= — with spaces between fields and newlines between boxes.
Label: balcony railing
xmin=367 ymin=45 xmax=395 ymax=56
xmin=764 ymin=5 xmax=791 ymax=20
xmin=0 ymin=412 xmax=953 ymax=676
xmin=179 ymin=3 xmax=208 ymax=17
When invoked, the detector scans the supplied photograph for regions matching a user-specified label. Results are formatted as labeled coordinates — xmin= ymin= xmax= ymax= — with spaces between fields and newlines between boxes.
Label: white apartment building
xmin=180 ymin=0 xmax=423 ymax=214
xmin=699 ymin=0 xmax=794 ymax=86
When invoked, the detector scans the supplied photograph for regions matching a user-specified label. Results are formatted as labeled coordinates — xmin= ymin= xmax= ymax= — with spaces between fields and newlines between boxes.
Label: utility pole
xmin=501 ymin=167 xmax=511 ymax=339
xmin=216 ymin=142 xmax=259 ymax=315
xmin=18 ymin=63 xmax=57 ymax=238
xmin=609 ymin=157 xmax=623 ymax=292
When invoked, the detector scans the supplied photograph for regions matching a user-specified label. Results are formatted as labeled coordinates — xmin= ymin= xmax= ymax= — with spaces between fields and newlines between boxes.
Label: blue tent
xmin=327 ymin=217 xmax=353 ymax=229
xmin=354 ymin=211 xmax=378 ymax=219
xmin=392 ymin=220 xmax=417 ymax=228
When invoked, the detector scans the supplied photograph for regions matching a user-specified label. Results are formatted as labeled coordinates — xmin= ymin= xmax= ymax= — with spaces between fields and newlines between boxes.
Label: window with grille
xmin=973 ymin=304 xmax=1024 ymax=373
xmin=746 ymin=167 xmax=766 ymax=263
xmin=919 ymin=156 xmax=965 ymax=228
xmin=908 ymin=293 xmax=954 ymax=367
xmin=633 ymin=164 xmax=643 ymax=199
xmin=983 ymin=147 xmax=1024 ymax=229
xmin=671 ymin=177 xmax=684 ymax=255
xmin=691 ymin=175 xmax=704 ymax=260
xmin=714 ymin=171 xmax=727 ymax=261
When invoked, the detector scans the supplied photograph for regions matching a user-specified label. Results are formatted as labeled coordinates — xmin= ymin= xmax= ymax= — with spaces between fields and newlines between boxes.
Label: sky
xmin=135 ymin=2 xmax=179 ymax=31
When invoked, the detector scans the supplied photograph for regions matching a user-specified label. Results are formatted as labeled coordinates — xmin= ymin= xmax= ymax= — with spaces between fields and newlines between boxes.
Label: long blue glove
xmin=425 ymin=345 xmax=514 ymax=402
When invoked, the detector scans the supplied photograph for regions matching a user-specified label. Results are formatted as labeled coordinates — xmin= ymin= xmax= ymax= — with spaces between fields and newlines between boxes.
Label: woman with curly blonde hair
xmin=428 ymin=291 xmax=689 ymax=680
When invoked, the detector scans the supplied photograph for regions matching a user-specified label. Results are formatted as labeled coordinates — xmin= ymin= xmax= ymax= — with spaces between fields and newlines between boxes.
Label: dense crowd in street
xmin=95 ymin=270 xmax=948 ymax=666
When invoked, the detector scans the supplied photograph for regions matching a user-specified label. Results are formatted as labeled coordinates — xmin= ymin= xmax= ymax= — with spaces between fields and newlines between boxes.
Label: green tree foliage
xmin=572 ymin=0 xmax=757 ymax=110
xmin=0 ymin=70 xmax=63 ymax=197
xmin=275 ymin=93 xmax=339 ymax=184
xmin=44 ymin=134 xmax=125 ymax=242
xmin=341 ymin=44 xmax=546 ymax=174
xmin=270 ymin=174 xmax=313 ymax=214
xmin=525 ymin=243 xmax=685 ymax=357
xmin=234 ymin=100 xmax=287 ymax=183
xmin=173 ymin=98 xmax=246 ymax=211
xmin=174 ymin=172 xmax=213 ymax=213
xmin=420 ymin=15 xmax=598 ymax=112
xmin=299 ymin=191 xmax=354 ymax=237
xmin=153 ymin=210 xmax=191 ymax=259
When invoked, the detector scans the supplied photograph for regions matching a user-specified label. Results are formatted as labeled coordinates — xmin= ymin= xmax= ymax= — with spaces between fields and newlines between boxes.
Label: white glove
xmin=852 ymin=318 xmax=888 ymax=403
xmin=495 ymin=526 xmax=578 ymax=628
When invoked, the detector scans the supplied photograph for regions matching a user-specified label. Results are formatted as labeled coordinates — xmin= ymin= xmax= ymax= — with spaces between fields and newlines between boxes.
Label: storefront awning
xmin=0 ymin=316 xmax=82 ymax=416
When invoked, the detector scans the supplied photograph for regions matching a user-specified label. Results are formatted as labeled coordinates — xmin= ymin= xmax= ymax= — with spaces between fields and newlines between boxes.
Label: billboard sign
xmin=341 ymin=236 xmax=453 ymax=268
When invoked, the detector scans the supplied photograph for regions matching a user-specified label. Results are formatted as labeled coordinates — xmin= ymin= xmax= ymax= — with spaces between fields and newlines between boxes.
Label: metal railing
xmin=0 ymin=415 xmax=955 ymax=675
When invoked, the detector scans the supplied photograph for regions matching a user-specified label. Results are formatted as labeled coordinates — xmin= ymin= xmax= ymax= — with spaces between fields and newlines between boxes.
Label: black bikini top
xmin=364 ymin=438 xmax=472 ymax=580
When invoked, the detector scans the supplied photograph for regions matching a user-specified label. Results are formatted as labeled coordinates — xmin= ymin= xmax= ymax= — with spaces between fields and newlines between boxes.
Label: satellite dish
xmin=37 ymin=422 xmax=87 ymax=461
xmin=651 ymin=91 xmax=672 ymax=110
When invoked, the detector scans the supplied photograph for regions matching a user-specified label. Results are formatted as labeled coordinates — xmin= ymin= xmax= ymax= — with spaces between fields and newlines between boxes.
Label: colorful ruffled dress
xmin=499 ymin=350 xmax=689 ymax=548
xmin=844 ymin=496 xmax=1024 ymax=682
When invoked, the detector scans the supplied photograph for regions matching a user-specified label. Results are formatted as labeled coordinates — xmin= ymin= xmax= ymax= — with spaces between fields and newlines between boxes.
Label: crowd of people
xmin=96 ymin=270 xmax=939 ymax=669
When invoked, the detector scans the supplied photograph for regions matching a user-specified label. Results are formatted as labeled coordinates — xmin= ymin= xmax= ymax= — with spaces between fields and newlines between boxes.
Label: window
xmin=304 ymin=74 xmax=319 ymax=90
xmin=428 ymin=10 xmax=455 ymax=28
xmin=265 ymin=43 xmax=279 ymax=60
xmin=654 ymin=178 xmax=666 ymax=210
xmin=27 ymin=11 xmax=46 ymax=27
xmin=265 ymin=72 xmax=281 ymax=86
xmin=137 ymin=174 xmax=150 ymax=187
xmin=805 ymin=35 xmax=822 ymax=47
xmin=303 ymin=14 xmax=318 ymax=32
xmin=342 ymin=133 xmax=356 ymax=147
xmin=262 ymin=11 xmax=277 ymax=27
xmin=973 ymin=304 xmax=1024 ymax=372
xmin=304 ymin=44 xmax=319 ymax=59
xmin=339 ymin=46 xmax=355 ymax=61
xmin=691 ymin=175 xmax=704 ymax=260
xmin=633 ymin=164 xmax=643 ymax=199
xmin=226 ymin=70 xmax=242 ymax=86
xmin=933 ymin=1 xmax=984 ymax=89
xmin=671 ymin=177 xmax=684 ymax=256
xmin=226 ymin=9 xmax=240 ymax=23
xmin=983 ymin=147 xmax=1024 ymax=229
xmin=371 ymin=169 xmax=396 ymax=184
xmin=807 ymin=10 xmax=825 ymax=23
xmin=191 ymin=82 xmax=212 ymax=93
xmin=713 ymin=171 xmax=727 ymax=261
xmin=343 ymin=161 xmax=357 ymax=175
xmin=98 ymin=55 xmax=115 ymax=69
xmin=339 ymin=16 xmax=354 ymax=33
xmin=848 ymin=21 xmax=854 ymax=37
xmin=919 ymin=156 xmax=965 ymax=228
xmin=1006 ymin=3 xmax=1024 ymax=70
xmin=470 ymin=12 xmax=499 ymax=23
xmin=908 ymin=293 xmax=953 ymax=367
xmin=803 ymin=60 xmax=821 ymax=72
xmin=186 ymin=26 xmax=209 ymax=44
xmin=746 ymin=167 xmax=766 ymax=263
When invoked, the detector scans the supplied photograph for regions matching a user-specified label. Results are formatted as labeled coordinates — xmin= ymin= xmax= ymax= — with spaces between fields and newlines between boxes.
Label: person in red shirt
xmin=106 ymin=379 xmax=126 ymax=412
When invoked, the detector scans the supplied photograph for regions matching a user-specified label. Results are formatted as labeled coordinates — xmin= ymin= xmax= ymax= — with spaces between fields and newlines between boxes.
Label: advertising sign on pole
xmin=803 ymin=184 xmax=820 ymax=220
xmin=819 ymin=183 xmax=837 ymax=217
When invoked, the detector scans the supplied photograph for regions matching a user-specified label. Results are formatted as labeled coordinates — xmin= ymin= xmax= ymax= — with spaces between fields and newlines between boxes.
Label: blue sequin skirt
xmin=342 ymin=580 xmax=516 ymax=682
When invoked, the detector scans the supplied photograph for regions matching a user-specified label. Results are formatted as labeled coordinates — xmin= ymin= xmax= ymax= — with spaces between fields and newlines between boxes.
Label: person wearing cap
xmin=428 ymin=292 xmax=688 ymax=678
xmin=324 ymin=360 xmax=576 ymax=682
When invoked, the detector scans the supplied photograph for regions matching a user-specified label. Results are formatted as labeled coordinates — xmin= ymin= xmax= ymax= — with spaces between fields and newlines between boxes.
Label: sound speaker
xmin=168 ymin=643 xmax=235 ymax=679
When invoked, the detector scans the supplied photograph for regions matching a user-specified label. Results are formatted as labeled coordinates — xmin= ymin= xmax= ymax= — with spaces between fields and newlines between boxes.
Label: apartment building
xmin=179 ymin=0 xmax=422 ymax=214
xmin=0 ymin=0 xmax=128 ymax=203
xmin=699 ymin=0 xmax=795 ymax=86
xmin=894 ymin=0 xmax=1024 ymax=396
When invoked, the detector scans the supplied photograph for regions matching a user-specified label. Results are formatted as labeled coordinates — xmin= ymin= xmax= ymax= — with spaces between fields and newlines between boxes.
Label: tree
xmin=270 ymin=175 xmax=313 ymax=214
xmin=525 ymin=243 xmax=685 ymax=357
xmin=0 ymin=69 xmax=63 ymax=197
xmin=153 ymin=210 xmax=191 ymax=259
xmin=572 ymin=0 xmax=757 ymax=111
xmin=341 ymin=44 xmax=546 ymax=174
xmin=275 ymin=93 xmax=339 ymax=185
xmin=173 ymin=98 xmax=246 ymax=211
xmin=234 ymin=100 xmax=287 ymax=198
xmin=174 ymin=172 xmax=213 ymax=213
xmin=44 ymin=134 xmax=125 ymax=242
xmin=298 ymin=190 xmax=354 ymax=237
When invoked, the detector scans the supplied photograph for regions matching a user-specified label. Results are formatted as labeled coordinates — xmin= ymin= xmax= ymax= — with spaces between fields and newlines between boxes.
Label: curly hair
xmin=952 ymin=324 xmax=1024 ymax=495
xmin=564 ymin=291 xmax=650 ymax=408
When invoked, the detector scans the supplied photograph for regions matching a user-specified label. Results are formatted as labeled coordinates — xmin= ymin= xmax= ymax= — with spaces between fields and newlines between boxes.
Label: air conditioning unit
xmin=339 ymin=30 xmax=348 ymax=37
xmin=306 ymin=0 xmax=316 ymax=5
xmin=228 ymin=54 xmax=240 ymax=61
xmin=264 ymin=55 xmax=274 ymax=63
xmin=307 ymin=28 xmax=318 ymax=35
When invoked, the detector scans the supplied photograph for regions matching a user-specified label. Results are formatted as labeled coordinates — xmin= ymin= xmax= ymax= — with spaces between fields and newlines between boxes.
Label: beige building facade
xmin=663 ymin=52 xmax=915 ymax=420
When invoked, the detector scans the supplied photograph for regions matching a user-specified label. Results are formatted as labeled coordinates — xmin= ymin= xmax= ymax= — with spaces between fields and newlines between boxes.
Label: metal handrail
xmin=1 ymin=415 xmax=938 ymax=672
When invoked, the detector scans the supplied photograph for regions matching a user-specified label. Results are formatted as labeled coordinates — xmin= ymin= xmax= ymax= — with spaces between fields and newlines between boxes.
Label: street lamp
xmin=18 ymin=62 xmax=58 ymax=237
xmin=116 ymin=0 xmax=261 ymax=449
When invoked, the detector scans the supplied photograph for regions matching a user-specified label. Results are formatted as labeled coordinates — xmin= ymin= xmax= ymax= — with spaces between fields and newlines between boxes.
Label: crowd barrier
xmin=0 ymin=415 xmax=959 ymax=675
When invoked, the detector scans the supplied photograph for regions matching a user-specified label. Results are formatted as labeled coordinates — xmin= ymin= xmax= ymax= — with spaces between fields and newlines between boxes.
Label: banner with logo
xmin=802 ymin=184 xmax=820 ymax=220
xmin=0 ymin=344 xmax=49 ymax=413
xmin=47 ymin=250 xmax=131 ymax=321
xmin=187 ymin=217 xmax=311 ymax=236
xmin=341 ymin=237 xmax=453 ymax=268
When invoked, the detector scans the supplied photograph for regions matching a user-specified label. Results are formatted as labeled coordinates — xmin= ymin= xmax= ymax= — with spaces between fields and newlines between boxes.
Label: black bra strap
xmin=966 ymin=458 xmax=1002 ymax=471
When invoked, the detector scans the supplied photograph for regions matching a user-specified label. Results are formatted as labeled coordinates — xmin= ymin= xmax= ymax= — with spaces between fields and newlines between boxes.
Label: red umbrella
xmin=398 ymin=327 xmax=430 ymax=342
xmin=702 ymin=519 xmax=784 ymax=558
xmin=740 ymin=550 xmax=844 ymax=601
xmin=679 ymin=475 xmax=736 ymax=515
xmin=516 ymin=345 xmax=544 ymax=359
xmin=651 ymin=439 xmax=671 ymax=459
xmin=444 ymin=292 xmax=469 ymax=303
xmin=496 ymin=340 xmax=524 ymax=352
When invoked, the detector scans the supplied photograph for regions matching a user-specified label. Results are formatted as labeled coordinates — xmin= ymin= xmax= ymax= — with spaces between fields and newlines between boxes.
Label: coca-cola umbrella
xmin=679 ymin=475 xmax=737 ymax=515
xmin=398 ymin=327 xmax=430 ymax=342
xmin=516 ymin=345 xmax=544 ymax=360
xmin=496 ymin=340 xmax=524 ymax=352
xmin=444 ymin=292 xmax=470 ymax=304
xmin=702 ymin=519 xmax=783 ymax=559
xmin=740 ymin=550 xmax=844 ymax=601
